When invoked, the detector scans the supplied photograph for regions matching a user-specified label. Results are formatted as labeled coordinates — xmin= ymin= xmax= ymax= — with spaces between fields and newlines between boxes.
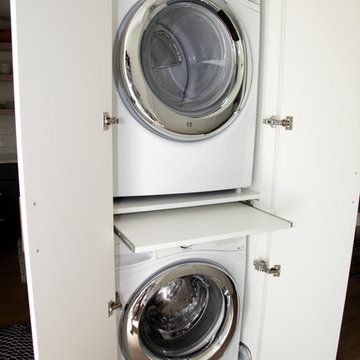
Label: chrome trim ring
xmin=120 ymin=261 xmax=239 ymax=359
xmin=114 ymin=0 xmax=250 ymax=141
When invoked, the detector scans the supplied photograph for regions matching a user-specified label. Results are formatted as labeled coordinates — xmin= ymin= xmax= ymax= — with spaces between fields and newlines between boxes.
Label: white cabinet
xmin=250 ymin=1 xmax=360 ymax=359
xmin=10 ymin=0 xmax=360 ymax=359
xmin=10 ymin=0 xmax=117 ymax=359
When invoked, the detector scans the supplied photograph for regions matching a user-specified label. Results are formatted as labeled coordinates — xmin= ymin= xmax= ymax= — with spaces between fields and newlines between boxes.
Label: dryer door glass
xmin=115 ymin=0 xmax=247 ymax=141
xmin=141 ymin=3 xmax=236 ymax=117
xmin=120 ymin=262 xmax=238 ymax=359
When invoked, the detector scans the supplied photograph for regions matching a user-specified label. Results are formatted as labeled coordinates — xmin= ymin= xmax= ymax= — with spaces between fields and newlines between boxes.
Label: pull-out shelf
xmin=114 ymin=202 xmax=292 ymax=253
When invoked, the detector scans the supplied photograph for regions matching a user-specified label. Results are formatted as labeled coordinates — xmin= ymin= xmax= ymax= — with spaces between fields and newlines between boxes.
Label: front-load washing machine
xmin=113 ymin=0 xmax=260 ymax=196
xmin=114 ymin=236 xmax=247 ymax=359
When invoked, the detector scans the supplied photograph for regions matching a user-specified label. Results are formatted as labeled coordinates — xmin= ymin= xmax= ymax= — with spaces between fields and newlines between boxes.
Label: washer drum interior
xmin=120 ymin=262 xmax=239 ymax=359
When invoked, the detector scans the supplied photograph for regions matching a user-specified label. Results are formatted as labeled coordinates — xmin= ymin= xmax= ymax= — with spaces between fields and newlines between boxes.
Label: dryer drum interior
xmin=114 ymin=0 xmax=248 ymax=140
xmin=120 ymin=262 xmax=239 ymax=359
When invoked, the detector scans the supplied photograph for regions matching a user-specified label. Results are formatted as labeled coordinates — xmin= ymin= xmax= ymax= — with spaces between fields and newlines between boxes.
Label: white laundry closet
xmin=10 ymin=0 xmax=360 ymax=359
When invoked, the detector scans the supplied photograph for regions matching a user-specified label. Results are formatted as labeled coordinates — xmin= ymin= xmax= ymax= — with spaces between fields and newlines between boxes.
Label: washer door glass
xmin=140 ymin=275 xmax=225 ymax=357
xmin=120 ymin=262 xmax=239 ymax=360
xmin=114 ymin=0 xmax=247 ymax=141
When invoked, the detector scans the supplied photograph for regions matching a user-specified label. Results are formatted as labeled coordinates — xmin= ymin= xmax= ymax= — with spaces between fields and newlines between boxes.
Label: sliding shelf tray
xmin=113 ymin=189 xmax=260 ymax=214
xmin=114 ymin=202 xmax=292 ymax=253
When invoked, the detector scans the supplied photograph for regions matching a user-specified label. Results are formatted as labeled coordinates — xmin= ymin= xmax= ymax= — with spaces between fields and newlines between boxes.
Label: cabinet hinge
xmin=263 ymin=115 xmax=293 ymax=130
xmin=253 ymin=260 xmax=281 ymax=277
xmin=103 ymin=112 xmax=120 ymax=130
xmin=108 ymin=291 xmax=122 ymax=317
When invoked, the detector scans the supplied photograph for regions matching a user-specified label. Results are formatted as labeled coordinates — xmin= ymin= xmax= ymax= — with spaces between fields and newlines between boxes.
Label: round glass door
xmin=114 ymin=0 xmax=248 ymax=141
xmin=119 ymin=262 xmax=239 ymax=360
xmin=141 ymin=2 xmax=236 ymax=117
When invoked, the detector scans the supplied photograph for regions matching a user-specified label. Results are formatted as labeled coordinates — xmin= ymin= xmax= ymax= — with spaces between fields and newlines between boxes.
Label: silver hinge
xmin=108 ymin=291 xmax=123 ymax=317
xmin=253 ymin=260 xmax=281 ymax=277
xmin=103 ymin=112 xmax=120 ymax=130
xmin=263 ymin=115 xmax=293 ymax=130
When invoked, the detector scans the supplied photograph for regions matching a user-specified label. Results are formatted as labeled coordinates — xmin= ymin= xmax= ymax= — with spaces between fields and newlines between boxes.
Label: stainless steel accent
xmin=262 ymin=115 xmax=293 ymax=130
xmin=108 ymin=291 xmax=123 ymax=317
xmin=103 ymin=112 xmax=120 ymax=130
xmin=253 ymin=260 xmax=281 ymax=277
xmin=113 ymin=227 xmax=134 ymax=252
xmin=238 ymin=342 xmax=252 ymax=360
xmin=120 ymin=262 xmax=238 ymax=359
xmin=114 ymin=0 xmax=250 ymax=141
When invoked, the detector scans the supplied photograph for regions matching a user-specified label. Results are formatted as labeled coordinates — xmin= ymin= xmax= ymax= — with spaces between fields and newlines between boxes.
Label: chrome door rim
xmin=120 ymin=261 xmax=239 ymax=359
xmin=114 ymin=0 xmax=250 ymax=141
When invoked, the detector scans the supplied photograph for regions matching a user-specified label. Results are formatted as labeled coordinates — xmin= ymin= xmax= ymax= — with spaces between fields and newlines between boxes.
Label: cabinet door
xmin=253 ymin=0 xmax=360 ymax=359
xmin=11 ymin=1 xmax=117 ymax=359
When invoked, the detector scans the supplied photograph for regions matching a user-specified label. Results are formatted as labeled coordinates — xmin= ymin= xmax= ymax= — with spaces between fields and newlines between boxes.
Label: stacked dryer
xmin=113 ymin=0 xmax=260 ymax=197
xmin=113 ymin=0 xmax=260 ymax=358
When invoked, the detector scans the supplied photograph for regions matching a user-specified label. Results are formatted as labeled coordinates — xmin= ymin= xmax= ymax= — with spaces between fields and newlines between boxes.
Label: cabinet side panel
xmin=11 ymin=0 xmax=117 ymax=359
xmin=260 ymin=0 xmax=360 ymax=359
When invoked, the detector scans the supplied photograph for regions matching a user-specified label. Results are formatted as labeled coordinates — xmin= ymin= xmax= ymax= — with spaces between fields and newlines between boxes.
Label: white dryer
xmin=113 ymin=0 xmax=260 ymax=196
xmin=114 ymin=236 xmax=247 ymax=359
